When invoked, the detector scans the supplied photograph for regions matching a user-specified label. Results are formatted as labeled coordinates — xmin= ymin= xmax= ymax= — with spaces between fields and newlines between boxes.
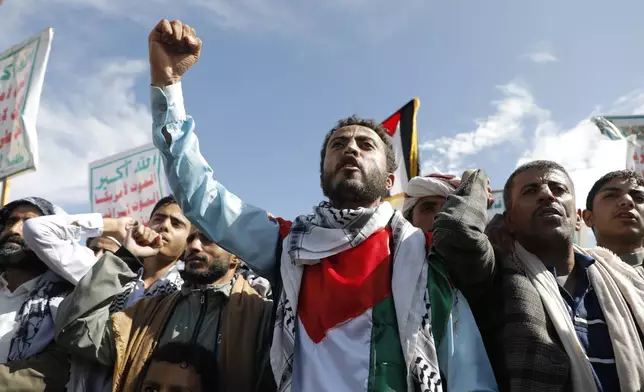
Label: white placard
xmin=89 ymin=144 xmax=168 ymax=225
xmin=0 ymin=28 xmax=54 ymax=180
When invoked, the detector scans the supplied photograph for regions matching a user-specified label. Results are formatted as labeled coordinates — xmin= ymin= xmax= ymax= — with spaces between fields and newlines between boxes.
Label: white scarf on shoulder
xmin=512 ymin=242 xmax=644 ymax=392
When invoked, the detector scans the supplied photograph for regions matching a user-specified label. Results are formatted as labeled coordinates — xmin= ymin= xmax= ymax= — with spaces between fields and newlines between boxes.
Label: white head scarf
xmin=402 ymin=173 xmax=461 ymax=218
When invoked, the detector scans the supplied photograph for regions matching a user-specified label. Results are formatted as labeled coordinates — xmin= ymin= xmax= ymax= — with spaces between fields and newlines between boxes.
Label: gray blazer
xmin=428 ymin=169 xmax=572 ymax=392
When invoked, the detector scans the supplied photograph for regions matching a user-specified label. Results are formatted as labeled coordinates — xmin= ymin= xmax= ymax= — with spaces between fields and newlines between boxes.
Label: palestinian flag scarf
xmin=270 ymin=202 xmax=452 ymax=392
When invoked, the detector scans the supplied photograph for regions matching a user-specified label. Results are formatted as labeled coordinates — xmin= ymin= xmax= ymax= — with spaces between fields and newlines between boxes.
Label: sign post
xmin=1 ymin=180 xmax=10 ymax=206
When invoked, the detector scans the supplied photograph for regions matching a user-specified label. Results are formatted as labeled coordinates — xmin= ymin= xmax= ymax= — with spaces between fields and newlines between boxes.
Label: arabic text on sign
xmin=0 ymin=45 xmax=35 ymax=171
xmin=101 ymin=191 xmax=161 ymax=226
xmin=94 ymin=172 xmax=159 ymax=204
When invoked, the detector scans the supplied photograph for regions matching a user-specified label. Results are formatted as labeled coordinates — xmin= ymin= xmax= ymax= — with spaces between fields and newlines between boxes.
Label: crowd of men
xmin=0 ymin=18 xmax=642 ymax=392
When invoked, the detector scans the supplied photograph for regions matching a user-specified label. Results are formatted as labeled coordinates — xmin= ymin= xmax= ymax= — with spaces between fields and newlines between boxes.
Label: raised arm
xmin=429 ymin=169 xmax=497 ymax=301
xmin=149 ymin=19 xmax=279 ymax=277
xmin=23 ymin=213 xmax=103 ymax=285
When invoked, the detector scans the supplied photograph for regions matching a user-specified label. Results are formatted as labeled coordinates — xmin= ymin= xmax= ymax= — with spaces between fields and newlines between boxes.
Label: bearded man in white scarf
xmin=147 ymin=18 xmax=498 ymax=392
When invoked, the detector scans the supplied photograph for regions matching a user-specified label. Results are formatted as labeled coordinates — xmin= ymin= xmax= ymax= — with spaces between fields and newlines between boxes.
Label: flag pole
xmin=1 ymin=177 xmax=11 ymax=206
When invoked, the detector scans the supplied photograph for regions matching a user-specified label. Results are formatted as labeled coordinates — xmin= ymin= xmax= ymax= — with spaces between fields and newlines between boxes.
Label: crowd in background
xmin=0 ymin=18 xmax=642 ymax=392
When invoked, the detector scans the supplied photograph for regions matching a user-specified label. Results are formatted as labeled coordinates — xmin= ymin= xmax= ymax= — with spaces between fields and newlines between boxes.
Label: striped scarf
xmin=271 ymin=202 xmax=445 ymax=392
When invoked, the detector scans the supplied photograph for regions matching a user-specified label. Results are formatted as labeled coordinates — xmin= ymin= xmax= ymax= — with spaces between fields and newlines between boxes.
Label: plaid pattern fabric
xmin=431 ymin=169 xmax=572 ymax=392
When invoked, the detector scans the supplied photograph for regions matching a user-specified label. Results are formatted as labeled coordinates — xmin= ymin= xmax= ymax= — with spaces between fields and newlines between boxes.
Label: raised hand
xmin=102 ymin=217 xmax=137 ymax=244
xmin=124 ymin=222 xmax=163 ymax=259
xmin=462 ymin=169 xmax=494 ymax=208
xmin=149 ymin=19 xmax=202 ymax=87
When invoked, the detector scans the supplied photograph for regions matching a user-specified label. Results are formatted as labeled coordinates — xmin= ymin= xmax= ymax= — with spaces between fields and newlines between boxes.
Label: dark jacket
xmin=428 ymin=169 xmax=572 ymax=392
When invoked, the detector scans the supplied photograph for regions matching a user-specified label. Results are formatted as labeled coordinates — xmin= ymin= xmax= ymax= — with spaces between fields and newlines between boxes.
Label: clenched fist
xmin=149 ymin=19 xmax=202 ymax=87
xmin=124 ymin=222 xmax=163 ymax=259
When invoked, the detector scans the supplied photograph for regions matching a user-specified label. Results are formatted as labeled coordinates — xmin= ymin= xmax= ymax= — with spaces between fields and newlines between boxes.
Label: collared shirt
xmin=0 ymin=273 xmax=40 ymax=362
xmin=551 ymin=253 xmax=619 ymax=392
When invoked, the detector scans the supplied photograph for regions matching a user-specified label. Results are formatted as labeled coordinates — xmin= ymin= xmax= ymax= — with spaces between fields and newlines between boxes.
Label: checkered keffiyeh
xmin=270 ymin=202 xmax=446 ymax=392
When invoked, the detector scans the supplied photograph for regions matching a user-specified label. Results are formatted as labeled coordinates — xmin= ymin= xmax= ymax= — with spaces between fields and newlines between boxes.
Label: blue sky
xmin=0 ymin=0 xmax=641 ymax=219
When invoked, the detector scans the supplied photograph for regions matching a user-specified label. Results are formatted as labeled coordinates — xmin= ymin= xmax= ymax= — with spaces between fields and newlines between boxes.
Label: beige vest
xmin=110 ymin=276 xmax=269 ymax=392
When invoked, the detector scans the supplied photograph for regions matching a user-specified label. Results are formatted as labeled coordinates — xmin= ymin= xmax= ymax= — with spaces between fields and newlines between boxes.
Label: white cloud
xmin=522 ymin=41 xmax=558 ymax=64
xmin=420 ymin=81 xmax=552 ymax=172
xmin=519 ymin=89 xmax=644 ymax=211
xmin=1 ymin=0 xmax=428 ymax=47
xmin=420 ymin=73 xmax=644 ymax=213
xmin=8 ymin=58 xmax=151 ymax=205
xmin=0 ymin=0 xmax=432 ymax=211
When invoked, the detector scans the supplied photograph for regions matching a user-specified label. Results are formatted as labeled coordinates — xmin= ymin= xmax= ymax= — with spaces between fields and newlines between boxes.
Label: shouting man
xmin=432 ymin=161 xmax=644 ymax=391
xmin=147 ymin=19 xmax=496 ymax=391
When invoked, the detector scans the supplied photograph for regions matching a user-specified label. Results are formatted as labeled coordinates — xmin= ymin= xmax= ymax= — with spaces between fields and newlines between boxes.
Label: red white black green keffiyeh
xmin=271 ymin=201 xmax=447 ymax=392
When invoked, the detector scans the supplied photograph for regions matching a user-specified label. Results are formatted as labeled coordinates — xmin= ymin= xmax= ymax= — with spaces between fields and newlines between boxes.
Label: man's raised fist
xmin=149 ymin=19 xmax=202 ymax=87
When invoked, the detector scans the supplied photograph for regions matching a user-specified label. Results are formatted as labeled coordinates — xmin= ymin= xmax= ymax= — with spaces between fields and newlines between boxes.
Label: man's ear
xmin=386 ymin=174 xmax=395 ymax=192
xmin=575 ymin=209 xmax=583 ymax=231
xmin=582 ymin=209 xmax=594 ymax=229
xmin=230 ymin=254 xmax=241 ymax=270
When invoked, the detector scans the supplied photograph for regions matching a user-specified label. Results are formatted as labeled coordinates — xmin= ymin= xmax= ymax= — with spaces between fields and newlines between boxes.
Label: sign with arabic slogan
xmin=89 ymin=144 xmax=168 ymax=225
xmin=0 ymin=28 xmax=54 ymax=180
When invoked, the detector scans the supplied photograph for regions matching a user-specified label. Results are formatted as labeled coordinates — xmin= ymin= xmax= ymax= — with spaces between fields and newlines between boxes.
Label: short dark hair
xmin=503 ymin=160 xmax=574 ymax=210
xmin=147 ymin=342 xmax=218 ymax=391
xmin=150 ymin=195 xmax=178 ymax=218
xmin=585 ymin=170 xmax=644 ymax=211
xmin=319 ymin=115 xmax=398 ymax=176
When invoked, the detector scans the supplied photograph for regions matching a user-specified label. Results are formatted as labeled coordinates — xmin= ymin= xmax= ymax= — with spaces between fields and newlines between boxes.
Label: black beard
xmin=321 ymin=168 xmax=388 ymax=207
xmin=0 ymin=235 xmax=36 ymax=270
xmin=182 ymin=258 xmax=230 ymax=285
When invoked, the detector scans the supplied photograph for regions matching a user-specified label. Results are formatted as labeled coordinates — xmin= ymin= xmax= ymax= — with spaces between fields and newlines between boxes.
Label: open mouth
xmin=538 ymin=207 xmax=562 ymax=218
xmin=185 ymin=255 xmax=208 ymax=265
xmin=616 ymin=211 xmax=637 ymax=220
xmin=340 ymin=164 xmax=360 ymax=171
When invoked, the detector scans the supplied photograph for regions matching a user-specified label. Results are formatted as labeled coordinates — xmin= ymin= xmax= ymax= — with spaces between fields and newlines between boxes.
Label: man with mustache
xmin=431 ymin=160 xmax=644 ymax=391
xmin=0 ymin=197 xmax=75 ymax=391
xmin=55 ymin=224 xmax=274 ymax=392
xmin=582 ymin=170 xmax=644 ymax=275
xmin=147 ymin=19 xmax=497 ymax=391
xmin=29 ymin=196 xmax=190 ymax=392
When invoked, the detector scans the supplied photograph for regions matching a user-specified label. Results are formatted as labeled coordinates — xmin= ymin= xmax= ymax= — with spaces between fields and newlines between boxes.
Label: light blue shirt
xmin=151 ymin=83 xmax=498 ymax=391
